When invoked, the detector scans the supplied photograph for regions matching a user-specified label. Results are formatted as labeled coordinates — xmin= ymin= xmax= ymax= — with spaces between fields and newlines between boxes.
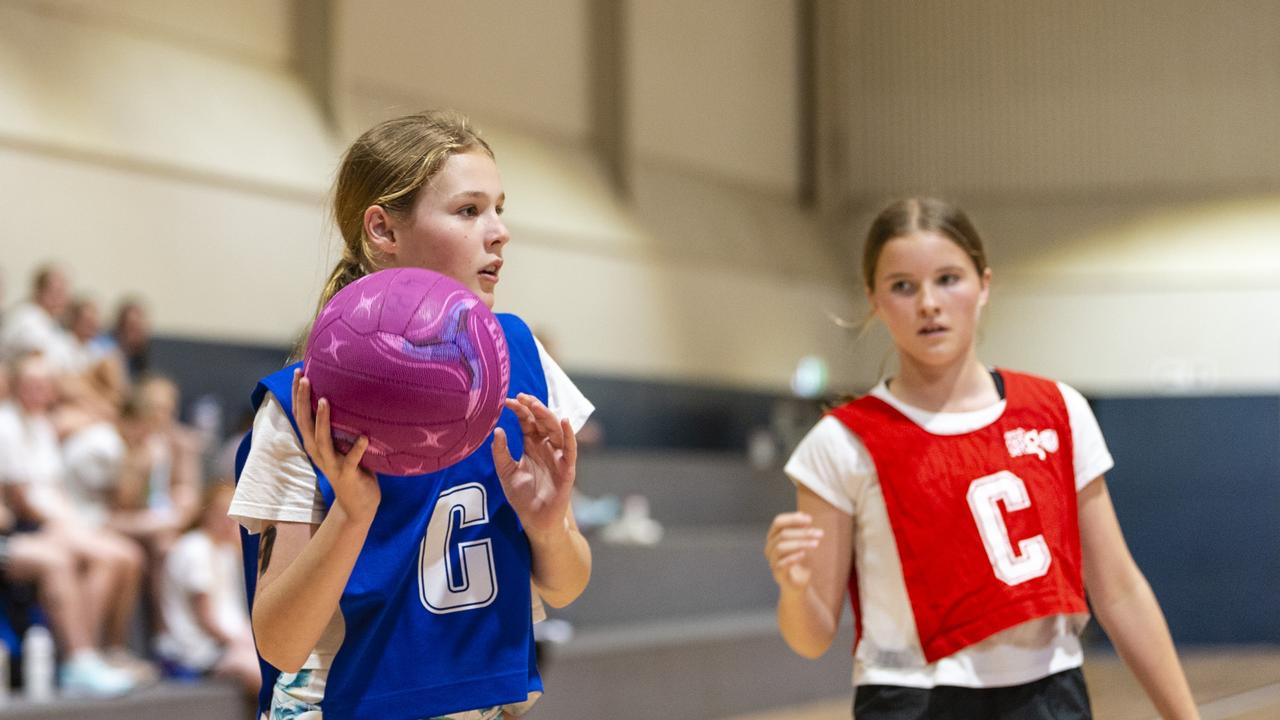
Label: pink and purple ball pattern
xmin=302 ymin=268 xmax=510 ymax=476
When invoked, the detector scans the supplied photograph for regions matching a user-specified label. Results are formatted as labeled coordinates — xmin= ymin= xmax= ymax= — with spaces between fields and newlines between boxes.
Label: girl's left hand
xmin=492 ymin=393 xmax=577 ymax=540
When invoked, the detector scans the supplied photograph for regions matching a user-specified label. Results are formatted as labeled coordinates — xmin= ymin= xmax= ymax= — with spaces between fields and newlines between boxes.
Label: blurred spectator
xmin=0 ymin=265 xmax=74 ymax=368
xmin=96 ymin=298 xmax=151 ymax=382
xmin=65 ymin=297 xmax=128 ymax=409
xmin=154 ymin=482 xmax=258 ymax=697
xmin=212 ymin=409 xmax=257 ymax=483
xmin=0 ymin=354 xmax=151 ymax=680
xmin=113 ymin=376 xmax=202 ymax=623
xmin=1 ymin=490 xmax=136 ymax=696
xmin=114 ymin=376 xmax=202 ymax=536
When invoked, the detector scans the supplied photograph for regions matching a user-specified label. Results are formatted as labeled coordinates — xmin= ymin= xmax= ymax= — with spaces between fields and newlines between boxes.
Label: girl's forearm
xmin=777 ymin=585 xmax=839 ymax=659
xmin=251 ymin=506 xmax=371 ymax=672
xmin=528 ymin=520 xmax=591 ymax=608
xmin=1093 ymin=579 xmax=1199 ymax=720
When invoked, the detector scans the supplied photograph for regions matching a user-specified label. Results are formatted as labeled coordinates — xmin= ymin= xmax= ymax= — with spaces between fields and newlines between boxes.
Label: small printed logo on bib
xmin=1004 ymin=427 xmax=1059 ymax=461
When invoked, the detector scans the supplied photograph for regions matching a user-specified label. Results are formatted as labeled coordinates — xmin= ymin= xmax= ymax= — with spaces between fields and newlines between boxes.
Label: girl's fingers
xmin=770 ymin=537 xmax=822 ymax=558
xmin=293 ymin=371 xmax=315 ymax=441
xmin=315 ymin=397 xmax=336 ymax=468
xmin=490 ymin=427 xmax=517 ymax=478
xmin=771 ymin=512 xmax=814 ymax=530
xmin=558 ymin=418 xmax=577 ymax=471
xmin=504 ymin=398 xmax=537 ymax=438
xmin=294 ymin=377 xmax=324 ymax=462
xmin=520 ymin=395 xmax=564 ymax=447
xmin=766 ymin=513 xmax=816 ymax=544
xmin=772 ymin=549 xmax=809 ymax=571
xmin=340 ymin=435 xmax=370 ymax=477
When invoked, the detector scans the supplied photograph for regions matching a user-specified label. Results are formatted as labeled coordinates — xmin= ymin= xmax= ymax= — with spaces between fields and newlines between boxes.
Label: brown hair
xmin=861 ymin=197 xmax=987 ymax=291
xmin=297 ymin=110 xmax=493 ymax=358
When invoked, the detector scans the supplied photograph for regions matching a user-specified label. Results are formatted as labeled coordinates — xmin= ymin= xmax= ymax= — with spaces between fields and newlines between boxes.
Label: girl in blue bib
xmin=229 ymin=110 xmax=593 ymax=720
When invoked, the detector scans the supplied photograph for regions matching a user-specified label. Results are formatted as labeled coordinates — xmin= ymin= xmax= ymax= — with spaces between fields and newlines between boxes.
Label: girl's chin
xmin=902 ymin=345 xmax=968 ymax=369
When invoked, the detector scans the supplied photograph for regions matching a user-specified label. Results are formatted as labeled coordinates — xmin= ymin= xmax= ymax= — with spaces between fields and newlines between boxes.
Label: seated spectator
xmin=0 ymin=265 xmax=73 ymax=367
xmin=0 ymin=268 xmax=126 ymax=494
xmin=112 ymin=376 xmax=202 ymax=622
xmin=0 ymin=354 xmax=151 ymax=680
xmin=114 ymin=376 xmax=201 ymax=529
xmin=154 ymin=481 xmax=258 ymax=697
xmin=1 ymin=491 xmax=136 ymax=696
xmin=64 ymin=297 xmax=128 ymax=410
xmin=95 ymin=298 xmax=151 ymax=383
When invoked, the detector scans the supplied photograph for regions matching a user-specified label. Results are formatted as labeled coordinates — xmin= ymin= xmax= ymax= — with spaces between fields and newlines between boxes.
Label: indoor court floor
xmin=722 ymin=649 xmax=1280 ymax=720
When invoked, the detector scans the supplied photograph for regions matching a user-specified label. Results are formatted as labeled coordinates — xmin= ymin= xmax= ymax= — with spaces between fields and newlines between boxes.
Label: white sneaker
xmin=59 ymin=653 xmax=136 ymax=697
xmin=600 ymin=495 xmax=664 ymax=546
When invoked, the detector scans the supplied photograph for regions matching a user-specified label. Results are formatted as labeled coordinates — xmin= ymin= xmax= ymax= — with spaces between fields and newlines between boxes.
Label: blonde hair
xmin=298 ymin=110 xmax=494 ymax=357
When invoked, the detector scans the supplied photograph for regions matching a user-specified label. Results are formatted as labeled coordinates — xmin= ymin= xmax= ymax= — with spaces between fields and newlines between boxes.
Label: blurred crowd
xmin=0 ymin=264 xmax=257 ymax=700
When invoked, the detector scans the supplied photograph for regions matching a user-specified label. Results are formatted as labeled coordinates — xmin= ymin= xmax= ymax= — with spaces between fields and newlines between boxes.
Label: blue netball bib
xmin=236 ymin=313 xmax=547 ymax=719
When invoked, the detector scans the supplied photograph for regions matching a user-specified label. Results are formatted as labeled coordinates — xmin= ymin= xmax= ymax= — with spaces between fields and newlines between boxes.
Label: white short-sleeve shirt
xmin=0 ymin=402 xmax=76 ymax=523
xmin=155 ymin=530 xmax=250 ymax=670
xmin=784 ymin=377 xmax=1113 ymax=689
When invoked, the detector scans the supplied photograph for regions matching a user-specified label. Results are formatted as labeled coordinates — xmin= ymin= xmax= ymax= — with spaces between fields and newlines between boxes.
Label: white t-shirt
xmin=228 ymin=338 xmax=593 ymax=672
xmin=784 ymin=377 xmax=1114 ymax=689
xmin=0 ymin=402 xmax=76 ymax=523
xmin=155 ymin=529 xmax=250 ymax=670
xmin=0 ymin=302 xmax=76 ymax=370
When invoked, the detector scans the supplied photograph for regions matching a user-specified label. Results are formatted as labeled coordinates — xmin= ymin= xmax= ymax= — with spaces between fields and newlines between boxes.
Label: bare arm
xmin=1080 ymin=477 xmax=1199 ymax=720
xmin=766 ymin=485 xmax=854 ymax=659
xmin=192 ymin=591 xmax=234 ymax=647
xmin=167 ymin=426 xmax=203 ymax=527
xmin=252 ymin=510 xmax=371 ymax=671
xmin=251 ymin=373 xmax=380 ymax=672
xmin=494 ymin=394 xmax=590 ymax=608
xmin=6 ymin=482 xmax=50 ymax=525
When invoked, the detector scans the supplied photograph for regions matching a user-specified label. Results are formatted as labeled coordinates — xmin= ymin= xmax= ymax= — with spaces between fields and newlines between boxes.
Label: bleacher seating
xmin=528 ymin=450 xmax=853 ymax=719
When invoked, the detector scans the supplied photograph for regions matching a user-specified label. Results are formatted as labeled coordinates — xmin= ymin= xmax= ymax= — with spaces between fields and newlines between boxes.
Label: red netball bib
xmin=830 ymin=370 xmax=1087 ymax=663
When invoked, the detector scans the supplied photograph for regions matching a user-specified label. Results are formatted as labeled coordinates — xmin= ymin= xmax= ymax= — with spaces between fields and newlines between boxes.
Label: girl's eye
xmin=459 ymin=205 xmax=479 ymax=217
xmin=495 ymin=205 xmax=504 ymax=216
xmin=890 ymin=280 xmax=914 ymax=294
xmin=938 ymin=273 xmax=960 ymax=286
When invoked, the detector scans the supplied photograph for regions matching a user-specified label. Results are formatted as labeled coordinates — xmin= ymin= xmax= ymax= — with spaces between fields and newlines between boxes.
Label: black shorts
xmin=853 ymin=668 xmax=1091 ymax=720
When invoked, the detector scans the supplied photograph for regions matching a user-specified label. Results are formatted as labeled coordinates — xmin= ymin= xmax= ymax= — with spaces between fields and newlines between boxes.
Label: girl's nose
xmin=488 ymin=216 xmax=511 ymax=250
xmin=917 ymin=287 xmax=940 ymax=316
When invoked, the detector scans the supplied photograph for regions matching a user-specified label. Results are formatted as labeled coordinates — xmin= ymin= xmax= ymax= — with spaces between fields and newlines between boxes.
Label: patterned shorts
xmin=268 ymin=670 xmax=524 ymax=720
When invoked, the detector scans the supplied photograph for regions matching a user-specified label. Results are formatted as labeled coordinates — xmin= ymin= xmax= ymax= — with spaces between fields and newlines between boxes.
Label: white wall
xmin=336 ymin=0 xmax=592 ymax=141
xmin=0 ymin=0 xmax=336 ymax=346
xmin=629 ymin=0 xmax=800 ymax=193
xmin=8 ymin=0 xmax=1274 ymax=395
xmin=841 ymin=0 xmax=1280 ymax=394
xmin=1 ymin=0 xmax=855 ymax=393
xmin=0 ymin=1 xmax=333 ymax=194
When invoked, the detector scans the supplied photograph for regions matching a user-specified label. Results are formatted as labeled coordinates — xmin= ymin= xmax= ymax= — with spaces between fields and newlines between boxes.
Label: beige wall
xmin=629 ymin=0 xmax=800 ymax=193
xmin=841 ymin=0 xmax=1280 ymax=394
xmin=3 ymin=0 xmax=1276 ymax=394
xmin=336 ymin=0 xmax=592 ymax=141
xmin=1 ymin=0 xmax=853 ymax=392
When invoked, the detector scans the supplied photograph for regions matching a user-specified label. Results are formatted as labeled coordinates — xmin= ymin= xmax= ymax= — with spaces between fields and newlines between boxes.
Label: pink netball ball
xmin=302 ymin=268 xmax=510 ymax=476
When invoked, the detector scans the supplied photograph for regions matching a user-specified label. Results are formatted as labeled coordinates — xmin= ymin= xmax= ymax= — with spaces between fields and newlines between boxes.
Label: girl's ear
xmin=977 ymin=267 xmax=992 ymax=309
xmin=364 ymin=205 xmax=398 ymax=259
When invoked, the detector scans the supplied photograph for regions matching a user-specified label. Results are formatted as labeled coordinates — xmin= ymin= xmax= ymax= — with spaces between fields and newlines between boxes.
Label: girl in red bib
xmin=764 ymin=198 xmax=1198 ymax=719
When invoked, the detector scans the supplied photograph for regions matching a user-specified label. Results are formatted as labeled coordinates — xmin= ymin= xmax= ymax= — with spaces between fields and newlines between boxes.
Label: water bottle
xmin=0 ymin=642 xmax=10 ymax=703
xmin=22 ymin=624 xmax=55 ymax=701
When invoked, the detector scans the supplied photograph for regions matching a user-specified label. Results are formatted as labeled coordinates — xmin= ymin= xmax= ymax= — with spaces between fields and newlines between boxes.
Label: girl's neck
xmin=887 ymin=352 xmax=998 ymax=413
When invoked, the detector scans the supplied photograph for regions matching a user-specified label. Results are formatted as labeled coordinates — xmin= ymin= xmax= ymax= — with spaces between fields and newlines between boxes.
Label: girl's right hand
xmin=765 ymin=512 xmax=824 ymax=592
xmin=292 ymin=369 xmax=380 ymax=525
